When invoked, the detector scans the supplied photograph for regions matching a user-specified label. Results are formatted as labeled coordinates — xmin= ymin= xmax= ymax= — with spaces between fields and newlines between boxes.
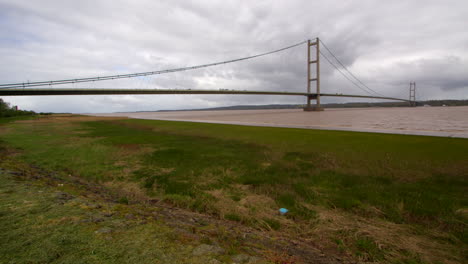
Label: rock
xmin=192 ymin=244 xmax=225 ymax=256
xmin=95 ymin=227 xmax=112 ymax=234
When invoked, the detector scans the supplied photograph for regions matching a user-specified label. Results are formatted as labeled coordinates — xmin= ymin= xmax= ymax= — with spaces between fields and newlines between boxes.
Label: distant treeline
xmin=323 ymin=99 xmax=468 ymax=108
xmin=153 ymin=99 xmax=468 ymax=112
xmin=415 ymin=99 xmax=468 ymax=107
xmin=0 ymin=98 xmax=36 ymax=118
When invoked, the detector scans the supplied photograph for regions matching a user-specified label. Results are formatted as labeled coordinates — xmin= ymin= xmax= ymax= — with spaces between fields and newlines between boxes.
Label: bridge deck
xmin=0 ymin=88 xmax=410 ymax=102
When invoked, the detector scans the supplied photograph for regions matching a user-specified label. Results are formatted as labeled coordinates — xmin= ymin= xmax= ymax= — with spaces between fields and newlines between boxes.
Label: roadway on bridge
xmin=0 ymin=88 xmax=411 ymax=103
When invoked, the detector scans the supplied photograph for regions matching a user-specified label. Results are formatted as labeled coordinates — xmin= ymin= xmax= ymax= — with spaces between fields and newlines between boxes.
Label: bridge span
xmin=0 ymin=88 xmax=411 ymax=103
xmin=0 ymin=38 xmax=415 ymax=109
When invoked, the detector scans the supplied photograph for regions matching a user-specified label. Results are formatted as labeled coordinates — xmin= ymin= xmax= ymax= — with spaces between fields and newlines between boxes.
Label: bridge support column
xmin=303 ymin=95 xmax=323 ymax=111
xmin=409 ymin=82 xmax=416 ymax=107
xmin=304 ymin=38 xmax=323 ymax=111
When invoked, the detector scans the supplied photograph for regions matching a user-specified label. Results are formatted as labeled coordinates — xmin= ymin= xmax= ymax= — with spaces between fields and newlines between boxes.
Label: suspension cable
xmin=0 ymin=40 xmax=307 ymax=90
xmin=319 ymin=39 xmax=385 ymax=96
xmin=319 ymin=50 xmax=375 ymax=96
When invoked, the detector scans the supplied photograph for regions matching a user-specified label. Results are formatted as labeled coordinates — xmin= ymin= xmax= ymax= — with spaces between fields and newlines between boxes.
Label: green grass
xmin=0 ymin=171 xmax=223 ymax=263
xmin=117 ymin=119 xmax=467 ymax=222
xmin=1 ymin=115 xmax=467 ymax=263
xmin=4 ymin=124 xmax=118 ymax=181
xmin=0 ymin=115 xmax=38 ymax=124
xmin=225 ymin=213 xmax=242 ymax=222
xmin=354 ymin=236 xmax=385 ymax=261
xmin=2 ymin=117 xmax=467 ymax=227
xmin=261 ymin=218 xmax=281 ymax=230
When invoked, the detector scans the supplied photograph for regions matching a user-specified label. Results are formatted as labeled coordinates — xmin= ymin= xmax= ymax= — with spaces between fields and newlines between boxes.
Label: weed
xmin=333 ymin=238 xmax=346 ymax=251
xmin=262 ymin=218 xmax=281 ymax=230
xmin=355 ymin=236 xmax=385 ymax=261
xmin=117 ymin=196 xmax=129 ymax=204
xmin=225 ymin=213 xmax=242 ymax=222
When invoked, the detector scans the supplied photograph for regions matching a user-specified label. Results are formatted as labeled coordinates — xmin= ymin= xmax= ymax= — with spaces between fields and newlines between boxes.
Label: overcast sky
xmin=1 ymin=0 xmax=467 ymax=113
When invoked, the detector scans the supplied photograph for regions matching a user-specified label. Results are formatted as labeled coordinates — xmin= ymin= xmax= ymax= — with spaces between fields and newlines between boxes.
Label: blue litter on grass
xmin=279 ymin=208 xmax=288 ymax=215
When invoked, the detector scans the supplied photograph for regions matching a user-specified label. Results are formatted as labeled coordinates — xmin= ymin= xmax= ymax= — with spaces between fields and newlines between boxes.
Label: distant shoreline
xmin=109 ymin=99 xmax=468 ymax=113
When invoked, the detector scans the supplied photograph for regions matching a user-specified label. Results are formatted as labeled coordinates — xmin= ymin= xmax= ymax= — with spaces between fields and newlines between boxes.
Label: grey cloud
xmin=1 ymin=0 xmax=467 ymax=113
xmin=377 ymin=56 xmax=468 ymax=91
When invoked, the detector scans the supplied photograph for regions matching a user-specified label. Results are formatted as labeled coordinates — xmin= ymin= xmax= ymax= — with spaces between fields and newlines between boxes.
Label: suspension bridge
xmin=0 ymin=38 xmax=415 ymax=110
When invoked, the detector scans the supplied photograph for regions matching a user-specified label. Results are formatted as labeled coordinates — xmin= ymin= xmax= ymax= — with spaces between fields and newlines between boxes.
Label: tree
xmin=0 ymin=98 xmax=35 ymax=118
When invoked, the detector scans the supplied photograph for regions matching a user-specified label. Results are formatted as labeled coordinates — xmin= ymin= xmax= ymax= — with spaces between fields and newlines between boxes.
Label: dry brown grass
xmin=0 ymin=126 xmax=11 ymax=136
xmin=111 ymin=144 xmax=154 ymax=177
xmin=311 ymin=207 xmax=463 ymax=264
xmin=455 ymin=208 xmax=468 ymax=220
xmin=13 ymin=114 xmax=125 ymax=124
xmin=103 ymin=181 xmax=150 ymax=202
xmin=208 ymin=188 xmax=301 ymax=233
xmin=203 ymin=184 xmax=463 ymax=263
xmin=263 ymin=250 xmax=304 ymax=264
xmin=208 ymin=183 xmax=465 ymax=263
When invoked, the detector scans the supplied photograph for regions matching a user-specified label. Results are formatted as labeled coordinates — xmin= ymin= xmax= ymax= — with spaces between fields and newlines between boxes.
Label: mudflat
xmin=91 ymin=106 xmax=468 ymax=138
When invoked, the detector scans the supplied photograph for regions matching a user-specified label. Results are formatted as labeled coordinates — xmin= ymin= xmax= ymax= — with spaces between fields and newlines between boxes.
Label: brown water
xmin=91 ymin=106 xmax=468 ymax=138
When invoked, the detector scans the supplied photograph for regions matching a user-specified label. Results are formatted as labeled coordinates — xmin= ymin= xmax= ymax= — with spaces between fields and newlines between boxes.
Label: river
xmin=90 ymin=106 xmax=468 ymax=138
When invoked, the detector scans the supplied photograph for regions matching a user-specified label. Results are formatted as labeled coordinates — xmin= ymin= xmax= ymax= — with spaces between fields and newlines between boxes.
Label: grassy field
xmin=0 ymin=115 xmax=467 ymax=263
xmin=0 ymin=168 xmax=228 ymax=264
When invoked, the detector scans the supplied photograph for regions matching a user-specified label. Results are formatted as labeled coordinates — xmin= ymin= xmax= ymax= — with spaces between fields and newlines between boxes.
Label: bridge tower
xmin=304 ymin=38 xmax=324 ymax=111
xmin=409 ymin=82 xmax=416 ymax=106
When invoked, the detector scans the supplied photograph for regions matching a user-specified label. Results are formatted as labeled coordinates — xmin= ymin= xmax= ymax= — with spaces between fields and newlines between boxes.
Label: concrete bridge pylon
xmin=304 ymin=38 xmax=324 ymax=111
xmin=410 ymin=82 xmax=416 ymax=106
